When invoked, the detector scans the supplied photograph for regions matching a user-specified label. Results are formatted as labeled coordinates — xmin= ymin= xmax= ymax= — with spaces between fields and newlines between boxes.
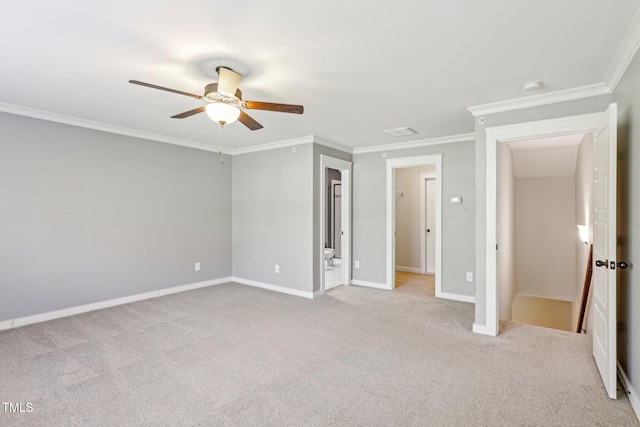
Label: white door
xmin=592 ymin=103 xmax=618 ymax=399
xmin=425 ymin=179 xmax=436 ymax=273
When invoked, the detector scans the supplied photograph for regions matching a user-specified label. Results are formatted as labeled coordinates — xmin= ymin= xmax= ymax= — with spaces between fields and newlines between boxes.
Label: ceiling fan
xmin=129 ymin=67 xmax=304 ymax=130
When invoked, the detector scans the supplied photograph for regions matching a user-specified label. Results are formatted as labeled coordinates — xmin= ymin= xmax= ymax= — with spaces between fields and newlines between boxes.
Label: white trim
xmin=313 ymin=290 xmax=323 ymax=299
xmin=0 ymin=101 xmax=233 ymax=154
xmin=395 ymin=266 xmax=422 ymax=274
xmin=231 ymin=276 xmax=314 ymax=299
xmin=0 ymin=277 xmax=232 ymax=331
xmin=351 ymin=279 xmax=389 ymax=290
xmin=386 ymin=155 xmax=442 ymax=294
xmin=472 ymin=323 xmax=492 ymax=335
xmin=313 ymin=136 xmax=354 ymax=154
xmin=353 ymin=133 xmax=474 ymax=154
xmin=618 ymin=361 xmax=640 ymax=420
xmin=230 ymin=135 xmax=314 ymax=155
xmin=319 ymin=155 xmax=353 ymax=295
xmin=439 ymin=292 xmax=476 ymax=304
xmin=484 ymin=110 xmax=609 ymax=337
xmin=468 ymin=83 xmax=612 ymax=117
xmin=605 ymin=8 xmax=640 ymax=91
xmin=0 ymin=102 xmax=354 ymax=156
xmin=486 ymin=112 xmax=605 ymax=142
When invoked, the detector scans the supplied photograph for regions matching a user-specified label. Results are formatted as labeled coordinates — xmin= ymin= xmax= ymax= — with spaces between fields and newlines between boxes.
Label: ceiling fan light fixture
xmin=205 ymin=102 xmax=241 ymax=125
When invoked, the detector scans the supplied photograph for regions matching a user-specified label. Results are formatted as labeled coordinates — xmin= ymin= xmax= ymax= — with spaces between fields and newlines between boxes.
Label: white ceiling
xmin=0 ymin=1 xmax=638 ymax=151
xmin=508 ymin=134 xmax=585 ymax=178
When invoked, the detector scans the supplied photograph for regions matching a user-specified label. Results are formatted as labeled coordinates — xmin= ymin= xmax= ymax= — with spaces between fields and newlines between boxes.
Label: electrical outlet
xmin=195 ymin=262 xmax=201 ymax=271
xmin=355 ymin=261 xmax=360 ymax=269
xmin=466 ymin=272 xmax=473 ymax=282
xmin=275 ymin=264 xmax=279 ymax=274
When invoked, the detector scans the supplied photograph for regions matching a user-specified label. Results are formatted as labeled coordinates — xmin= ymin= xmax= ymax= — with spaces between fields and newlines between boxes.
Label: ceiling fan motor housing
xmin=204 ymin=83 xmax=243 ymax=105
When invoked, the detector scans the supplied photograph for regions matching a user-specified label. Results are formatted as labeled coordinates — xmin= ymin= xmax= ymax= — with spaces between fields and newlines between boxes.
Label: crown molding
xmin=0 ymin=102 xmax=353 ymax=157
xmin=605 ymin=7 xmax=640 ymax=91
xmin=352 ymin=133 xmax=475 ymax=154
xmin=229 ymin=135 xmax=315 ymax=155
xmin=0 ymin=101 xmax=232 ymax=154
xmin=311 ymin=136 xmax=354 ymax=154
xmin=229 ymin=135 xmax=353 ymax=156
xmin=467 ymin=83 xmax=612 ymax=117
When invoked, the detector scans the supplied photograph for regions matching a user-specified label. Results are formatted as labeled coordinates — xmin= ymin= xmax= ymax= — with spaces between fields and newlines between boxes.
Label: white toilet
xmin=324 ymin=248 xmax=335 ymax=268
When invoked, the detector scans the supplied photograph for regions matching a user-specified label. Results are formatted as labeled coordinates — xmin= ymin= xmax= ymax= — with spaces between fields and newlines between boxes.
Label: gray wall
xmin=352 ymin=141 xmax=475 ymax=297
xmin=312 ymin=144 xmax=353 ymax=293
xmin=473 ymin=94 xmax=613 ymax=328
xmin=613 ymin=47 xmax=640 ymax=408
xmin=0 ymin=112 xmax=232 ymax=322
xmin=232 ymin=144 xmax=314 ymax=292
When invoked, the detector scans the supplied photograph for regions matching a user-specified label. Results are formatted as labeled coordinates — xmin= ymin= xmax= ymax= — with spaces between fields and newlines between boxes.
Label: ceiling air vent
xmin=382 ymin=127 xmax=417 ymax=137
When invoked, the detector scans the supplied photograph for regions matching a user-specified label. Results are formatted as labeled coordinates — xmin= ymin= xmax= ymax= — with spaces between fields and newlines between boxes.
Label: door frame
xmin=320 ymin=155 xmax=352 ymax=294
xmin=386 ymin=154 xmax=442 ymax=291
xmin=420 ymin=174 xmax=437 ymax=274
xmin=481 ymin=111 xmax=608 ymax=337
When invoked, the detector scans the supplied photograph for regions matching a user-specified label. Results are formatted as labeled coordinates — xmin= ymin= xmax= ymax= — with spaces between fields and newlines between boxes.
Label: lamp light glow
xmin=205 ymin=103 xmax=240 ymax=126
xmin=577 ymin=225 xmax=588 ymax=243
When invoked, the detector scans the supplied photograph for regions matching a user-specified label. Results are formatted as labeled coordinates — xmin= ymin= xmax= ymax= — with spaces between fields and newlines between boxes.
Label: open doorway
xmin=394 ymin=166 xmax=436 ymax=291
xmin=325 ymin=169 xmax=342 ymax=290
xmin=483 ymin=105 xmax=620 ymax=399
xmin=497 ymin=133 xmax=592 ymax=332
xmin=386 ymin=155 xmax=442 ymax=293
xmin=320 ymin=155 xmax=352 ymax=294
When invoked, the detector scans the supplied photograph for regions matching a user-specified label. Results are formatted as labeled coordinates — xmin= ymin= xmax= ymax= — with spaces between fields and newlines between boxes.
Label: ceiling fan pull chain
xmin=219 ymin=124 xmax=224 ymax=165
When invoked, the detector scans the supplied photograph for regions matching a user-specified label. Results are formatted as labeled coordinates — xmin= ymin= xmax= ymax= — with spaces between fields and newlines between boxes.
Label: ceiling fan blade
xmin=171 ymin=107 xmax=205 ymax=119
xmin=129 ymin=80 xmax=203 ymax=99
xmin=216 ymin=67 xmax=242 ymax=97
xmin=243 ymin=101 xmax=304 ymax=114
xmin=238 ymin=110 xmax=264 ymax=131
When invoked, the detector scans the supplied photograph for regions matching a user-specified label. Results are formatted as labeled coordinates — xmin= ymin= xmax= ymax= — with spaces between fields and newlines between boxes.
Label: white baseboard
xmin=472 ymin=323 xmax=490 ymax=335
xmin=231 ymin=277 xmax=314 ymax=299
xmin=395 ymin=266 xmax=422 ymax=273
xmin=350 ymin=279 xmax=391 ymax=290
xmin=313 ymin=290 xmax=323 ymax=299
xmin=0 ymin=277 xmax=233 ymax=331
xmin=437 ymin=291 xmax=476 ymax=304
xmin=618 ymin=361 xmax=640 ymax=420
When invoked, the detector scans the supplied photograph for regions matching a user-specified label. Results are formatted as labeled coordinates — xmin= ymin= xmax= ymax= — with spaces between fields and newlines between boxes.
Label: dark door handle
xmin=617 ymin=261 xmax=628 ymax=270
xmin=595 ymin=260 xmax=608 ymax=268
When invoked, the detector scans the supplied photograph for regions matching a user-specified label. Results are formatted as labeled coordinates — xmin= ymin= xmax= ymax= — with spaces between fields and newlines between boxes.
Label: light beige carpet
xmin=1 ymin=280 xmax=638 ymax=426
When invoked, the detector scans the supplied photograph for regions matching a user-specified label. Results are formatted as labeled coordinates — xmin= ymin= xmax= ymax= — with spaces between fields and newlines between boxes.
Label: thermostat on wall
xmin=450 ymin=196 xmax=462 ymax=204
